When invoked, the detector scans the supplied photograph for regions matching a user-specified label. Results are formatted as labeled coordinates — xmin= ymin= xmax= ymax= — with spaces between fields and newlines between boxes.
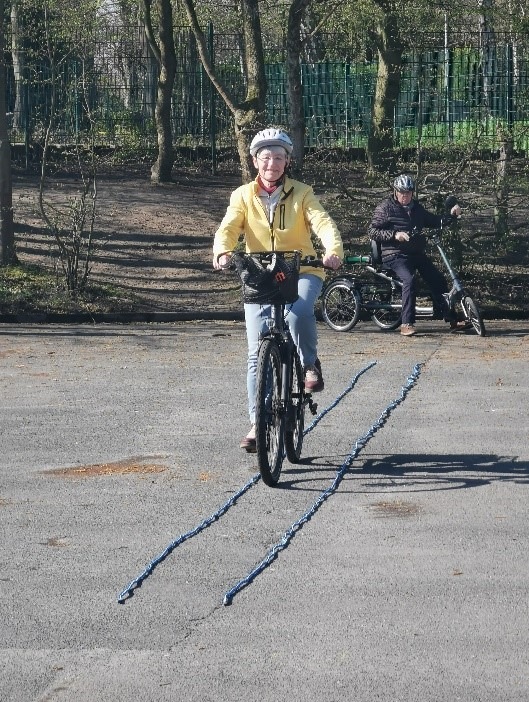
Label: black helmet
xmin=393 ymin=174 xmax=415 ymax=193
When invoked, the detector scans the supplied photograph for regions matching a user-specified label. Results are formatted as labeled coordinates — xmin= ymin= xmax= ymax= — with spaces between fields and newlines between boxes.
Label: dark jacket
xmin=368 ymin=196 xmax=444 ymax=259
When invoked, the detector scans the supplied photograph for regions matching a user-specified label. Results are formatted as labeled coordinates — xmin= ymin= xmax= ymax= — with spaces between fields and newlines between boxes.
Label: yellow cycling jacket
xmin=213 ymin=176 xmax=343 ymax=280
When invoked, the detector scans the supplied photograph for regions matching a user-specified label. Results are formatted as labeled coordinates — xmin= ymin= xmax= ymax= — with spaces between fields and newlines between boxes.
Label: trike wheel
xmin=284 ymin=353 xmax=305 ymax=464
xmin=321 ymin=280 xmax=361 ymax=332
xmin=255 ymin=338 xmax=285 ymax=486
xmin=461 ymin=295 xmax=486 ymax=336
xmin=370 ymin=286 xmax=402 ymax=331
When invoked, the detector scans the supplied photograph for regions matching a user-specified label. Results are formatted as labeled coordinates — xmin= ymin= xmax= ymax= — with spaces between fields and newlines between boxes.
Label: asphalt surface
xmin=1 ymin=318 xmax=528 ymax=702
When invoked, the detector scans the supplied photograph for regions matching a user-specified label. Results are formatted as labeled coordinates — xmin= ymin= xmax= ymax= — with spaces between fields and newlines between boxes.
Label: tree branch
xmin=140 ymin=0 xmax=161 ymax=64
xmin=179 ymin=0 xmax=237 ymax=114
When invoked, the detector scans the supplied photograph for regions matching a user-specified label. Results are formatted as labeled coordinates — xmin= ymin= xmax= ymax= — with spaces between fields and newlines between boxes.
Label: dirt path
xmin=11 ymin=165 xmax=529 ymax=318
xmin=13 ymin=169 xmax=245 ymax=312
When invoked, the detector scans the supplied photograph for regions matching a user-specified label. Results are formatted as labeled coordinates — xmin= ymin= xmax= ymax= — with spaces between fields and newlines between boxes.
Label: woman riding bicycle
xmin=213 ymin=127 xmax=343 ymax=451
xmin=368 ymin=174 xmax=463 ymax=336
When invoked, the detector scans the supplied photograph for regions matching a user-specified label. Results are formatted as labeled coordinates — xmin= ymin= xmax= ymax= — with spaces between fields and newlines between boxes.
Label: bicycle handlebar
xmin=217 ymin=250 xmax=335 ymax=271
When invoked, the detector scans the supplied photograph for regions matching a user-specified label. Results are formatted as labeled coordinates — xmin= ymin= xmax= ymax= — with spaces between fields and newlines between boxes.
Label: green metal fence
xmin=6 ymin=26 xmax=529 ymax=165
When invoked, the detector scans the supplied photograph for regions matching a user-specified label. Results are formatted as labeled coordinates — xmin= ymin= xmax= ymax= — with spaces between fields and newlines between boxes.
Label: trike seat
xmin=370 ymin=239 xmax=398 ymax=277
xmin=370 ymin=238 xmax=382 ymax=267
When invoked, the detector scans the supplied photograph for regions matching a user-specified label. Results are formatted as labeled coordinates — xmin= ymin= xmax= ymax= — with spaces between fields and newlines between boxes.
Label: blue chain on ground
xmin=116 ymin=360 xmax=377 ymax=604
xmin=222 ymin=362 xmax=424 ymax=606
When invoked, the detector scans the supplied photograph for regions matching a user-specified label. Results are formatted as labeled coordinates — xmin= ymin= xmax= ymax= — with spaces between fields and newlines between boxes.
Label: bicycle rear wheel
xmin=461 ymin=295 xmax=486 ymax=336
xmin=285 ymin=352 xmax=305 ymax=464
xmin=370 ymin=284 xmax=402 ymax=330
xmin=321 ymin=280 xmax=361 ymax=332
xmin=255 ymin=338 xmax=285 ymax=486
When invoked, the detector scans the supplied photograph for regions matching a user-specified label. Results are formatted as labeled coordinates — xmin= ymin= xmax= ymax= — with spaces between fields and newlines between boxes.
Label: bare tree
xmin=10 ymin=0 xmax=28 ymax=136
xmin=366 ymin=0 xmax=404 ymax=175
xmin=494 ymin=123 xmax=514 ymax=236
xmin=141 ymin=0 xmax=176 ymax=182
xmin=478 ymin=0 xmax=496 ymax=113
xmin=286 ymin=0 xmax=311 ymax=174
xmin=285 ymin=0 xmax=342 ymax=174
xmin=180 ymin=0 xmax=267 ymax=182
xmin=0 ymin=0 xmax=15 ymax=265
xmin=37 ymin=2 xmax=98 ymax=295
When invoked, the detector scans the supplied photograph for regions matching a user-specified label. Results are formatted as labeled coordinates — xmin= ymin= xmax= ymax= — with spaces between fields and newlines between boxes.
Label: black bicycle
xmin=223 ymin=250 xmax=321 ymax=486
xmin=321 ymin=200 xmax=486 ymax=337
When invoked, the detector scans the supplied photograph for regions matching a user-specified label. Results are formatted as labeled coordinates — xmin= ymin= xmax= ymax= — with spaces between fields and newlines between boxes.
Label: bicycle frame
xmin=430 ymin=232 xmax=469 ymax=313
xmin=260 ymin=302 xmax=317 ymax=421
xmin=362 ymin=266 xmax=435 ymax=318
xmin=261 ymin=302 xmax=295 ymax=411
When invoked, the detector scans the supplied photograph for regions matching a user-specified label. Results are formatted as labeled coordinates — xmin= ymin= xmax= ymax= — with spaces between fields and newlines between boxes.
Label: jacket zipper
xmin=255 ymin=183 xmax=293 ymax=251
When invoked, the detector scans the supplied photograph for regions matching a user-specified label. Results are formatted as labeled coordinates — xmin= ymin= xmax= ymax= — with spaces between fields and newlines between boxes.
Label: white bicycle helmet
xmin=393 ymin=174 xmax=415 ymax=192
xmin=249 ymin=128 xmax=294 ymax=157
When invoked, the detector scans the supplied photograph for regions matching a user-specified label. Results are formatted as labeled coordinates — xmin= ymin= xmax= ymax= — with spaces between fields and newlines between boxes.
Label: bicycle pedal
xmin=308 ymin=399 xmax=318 ymax=415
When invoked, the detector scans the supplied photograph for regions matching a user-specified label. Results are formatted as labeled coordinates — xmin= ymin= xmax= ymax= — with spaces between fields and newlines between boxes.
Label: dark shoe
xmin=400 ymin=324 xmax=416 ymax=336
xmin=240 ymin=425 xmax=256 ymax=452
xmin=304 ymin=359 xmax=324 ymax=392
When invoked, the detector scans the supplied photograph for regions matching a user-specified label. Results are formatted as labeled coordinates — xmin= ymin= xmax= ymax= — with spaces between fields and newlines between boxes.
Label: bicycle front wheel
xmin=285 ymin=352 xmax=305 ymax=464
xmin=255 ymin=338 xmax=285 ymax=486
xmin=321 ymin=280 xmax=361 ymax=332
xmin=462 ymin=295 xmax=486 ymax=336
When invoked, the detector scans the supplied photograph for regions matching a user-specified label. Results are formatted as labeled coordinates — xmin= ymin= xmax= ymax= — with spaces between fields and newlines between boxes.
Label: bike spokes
xmin=285 ymin=354 xmax=305 ymax=464
xmin=370 ymin=286 xmax=402 ymax=331
xmin=321 ymin=281 xmax=361 ymax=332
xmin=255 ymin=339 xmax=285 ymax=486
xmin=461 ymin=295 xmax=486 ymax=336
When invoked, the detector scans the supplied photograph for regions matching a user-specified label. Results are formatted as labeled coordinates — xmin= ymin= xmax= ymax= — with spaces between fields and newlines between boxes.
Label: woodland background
xmin=0 ymin=0 xmax=528 ymax=317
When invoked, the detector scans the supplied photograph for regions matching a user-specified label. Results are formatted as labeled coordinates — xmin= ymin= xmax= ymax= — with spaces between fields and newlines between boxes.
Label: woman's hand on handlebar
xmin=322 ymin=253 xmax=342 ymax=270
xmin=213 ymin=252 xmax=232 ymax=270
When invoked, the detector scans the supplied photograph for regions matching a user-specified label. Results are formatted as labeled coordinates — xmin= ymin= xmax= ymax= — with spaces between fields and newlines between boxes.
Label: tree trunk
xmin=478 ymin=0 xmax=496 ymax=114
xmin=181 ymin=0 xmax=267 ymax=183
xmin=10 ymin=1 xmax=27 ymax=135
xmin=233 ymin=0 xmax=267 ymax=182
xmin=367 ymin=4 xmax=403 ymax=175
xmin=0 ymin=0 xmax=16 ymax=265
xmin=142 ymin=0 xmax=176 ymax=183
xmin=494 ymin=125 xmax=513 ymax=237
xmin=286 ymin=0 xmax=310 ymax=177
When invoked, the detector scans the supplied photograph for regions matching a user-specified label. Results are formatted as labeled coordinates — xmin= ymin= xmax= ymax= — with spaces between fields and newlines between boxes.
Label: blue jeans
xmin=244 ymin=274 xmax=323 ymax=424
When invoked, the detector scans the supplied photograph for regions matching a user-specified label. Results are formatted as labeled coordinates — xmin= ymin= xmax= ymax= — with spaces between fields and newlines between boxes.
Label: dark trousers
xmin=384 ymin=253 xmax=448 ymax=325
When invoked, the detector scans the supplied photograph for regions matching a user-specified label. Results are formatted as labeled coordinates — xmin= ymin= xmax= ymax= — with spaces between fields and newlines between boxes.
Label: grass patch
xmin=0 ymin=263 xmax=138 ymax=316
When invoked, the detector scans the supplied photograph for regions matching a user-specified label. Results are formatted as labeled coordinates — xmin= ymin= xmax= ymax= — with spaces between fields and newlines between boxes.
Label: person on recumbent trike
xmin=368 ymin=174 xmax=467 ymax=336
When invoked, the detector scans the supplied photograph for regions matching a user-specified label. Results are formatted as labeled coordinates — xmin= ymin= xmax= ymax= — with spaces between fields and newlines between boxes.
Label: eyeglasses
xmin=256 ymin=154 xmax=287 ymax=164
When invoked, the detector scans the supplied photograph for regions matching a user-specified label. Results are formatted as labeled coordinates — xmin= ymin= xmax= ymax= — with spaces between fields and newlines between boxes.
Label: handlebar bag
xmin=233 ymin=253 xmax=299 ymax=305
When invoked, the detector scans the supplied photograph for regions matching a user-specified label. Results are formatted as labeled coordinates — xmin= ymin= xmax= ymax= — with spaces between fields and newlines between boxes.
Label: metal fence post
xmin=207 ymin=22 xmax=217 ymax=175
xmin=506 ymin=43 xmax=514 ymax=130
xmin=444 ymin=14 xmax=453 ymax=143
